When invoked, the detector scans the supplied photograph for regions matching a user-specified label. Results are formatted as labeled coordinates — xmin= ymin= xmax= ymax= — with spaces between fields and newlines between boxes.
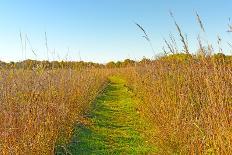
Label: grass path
xmin=56 ymin=76 xmax=156 ymax=154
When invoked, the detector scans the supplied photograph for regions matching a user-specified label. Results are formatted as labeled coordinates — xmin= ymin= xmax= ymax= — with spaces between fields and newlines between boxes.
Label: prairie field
xmin=0 ymin=1 xmax=232 ymax=155
xmin=0 ymin=54 xmax=231 ymax=154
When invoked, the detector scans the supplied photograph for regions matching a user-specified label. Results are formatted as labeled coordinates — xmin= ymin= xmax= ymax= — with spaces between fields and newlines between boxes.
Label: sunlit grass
xmin=55 ymin=76 xmax=157 ymax=154
xmin=123 ymin=55 xmax=232 ymax=154
xmin=0 ymin=68 xmax=109 ymax=154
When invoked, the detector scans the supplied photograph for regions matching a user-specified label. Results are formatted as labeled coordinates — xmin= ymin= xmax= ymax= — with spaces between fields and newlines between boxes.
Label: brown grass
xmin=120 ymin=13 xmax=232 ymax=153
xmin=0 ymin=11 xmax=231 ymax=155
xmin=0 ymin=68 xmax=109 ymax=154
xmin=123 ymin=57 xmax=232 ymax=154
xmin=118 ymin=12 xmax=232 ymax=154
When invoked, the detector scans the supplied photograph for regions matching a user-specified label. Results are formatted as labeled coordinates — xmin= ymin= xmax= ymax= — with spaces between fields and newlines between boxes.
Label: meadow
xmin=0 ymin=14 xmax=232 ymax=155
xmin=123 ymin=55 xmax=232 ymax=154
xmin=0 ymin=66 xmax=110 ymax=154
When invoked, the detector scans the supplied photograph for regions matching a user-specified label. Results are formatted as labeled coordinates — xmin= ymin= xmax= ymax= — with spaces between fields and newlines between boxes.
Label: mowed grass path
xmin=56 ymin=76 xmax=156 ymax=154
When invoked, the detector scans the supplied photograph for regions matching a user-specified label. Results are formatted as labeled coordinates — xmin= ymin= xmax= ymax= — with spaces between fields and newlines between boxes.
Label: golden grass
xmin=125 ymin=12 xmax=232 ymax=154
xmin=122 ymin=57 xmax=232 ymax=154
xmin=0 ymin=68 xmax=109 ymax=154
xmin=1 ymin=11 xmax=231 ymax=155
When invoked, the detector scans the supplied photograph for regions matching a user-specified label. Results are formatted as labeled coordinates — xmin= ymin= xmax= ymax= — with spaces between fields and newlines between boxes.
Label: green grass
xmin=56 ymin=76 xmax=157 ymax=155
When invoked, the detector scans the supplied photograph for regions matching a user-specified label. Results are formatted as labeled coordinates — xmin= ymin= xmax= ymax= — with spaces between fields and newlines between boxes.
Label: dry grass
xmin=122 ymin=57 xmax=232 ymax=154
xmin=118 ymin=12 xmax=232 ymax=154
xmin=0 ymin=68 xmax=109 ymax=154
xmin=121 ymin=52 xmax=232 ymax=155
xmin=0 ymin=11 xmax=231 ymax=155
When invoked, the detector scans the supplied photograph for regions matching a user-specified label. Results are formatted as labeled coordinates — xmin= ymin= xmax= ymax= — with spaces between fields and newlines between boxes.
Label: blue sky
xmin=0 ymin=0 xmax=232 ymax=62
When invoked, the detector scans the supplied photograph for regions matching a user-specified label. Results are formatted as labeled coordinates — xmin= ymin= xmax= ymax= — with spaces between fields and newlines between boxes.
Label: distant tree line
xmin=0 ymin=53 xmax=231 ymax=69
xmin=0 ymin=60 xmax=104 ymax=70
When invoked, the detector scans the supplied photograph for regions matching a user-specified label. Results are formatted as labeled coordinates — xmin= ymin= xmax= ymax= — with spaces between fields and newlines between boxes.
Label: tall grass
xmin=121 ymin=12 xmax=232 ymax=154
xmin=0 ymin=68 xmax=109 ymax=154
xmin=123 ymin=57 xmax=231 ymax=154
xmin=0 ymin=11 xmax=231 ymax=155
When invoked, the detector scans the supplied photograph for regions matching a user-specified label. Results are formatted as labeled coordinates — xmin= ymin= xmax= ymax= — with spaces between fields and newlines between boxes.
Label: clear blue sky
xmin=0 ymin=0 xmax=232 ymax=62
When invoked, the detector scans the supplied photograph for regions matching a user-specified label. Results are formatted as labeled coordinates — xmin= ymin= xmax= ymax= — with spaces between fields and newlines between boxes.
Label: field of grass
xmin=0 ymin=12 xmax=232 ymax=155
xmin=0 ymin=56 xmax=231 ymax=155
xmin=0 ymin=68 xmax=110 ymax=154
xmin=55 ymin=76 xmax=156 ymax=154
xmin=122 ymin=57 xmax=232 ymax=154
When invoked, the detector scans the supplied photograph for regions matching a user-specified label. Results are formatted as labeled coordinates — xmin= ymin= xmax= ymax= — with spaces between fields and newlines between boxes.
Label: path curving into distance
xmin=56 ymin=76 xmax=156 ymax=155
